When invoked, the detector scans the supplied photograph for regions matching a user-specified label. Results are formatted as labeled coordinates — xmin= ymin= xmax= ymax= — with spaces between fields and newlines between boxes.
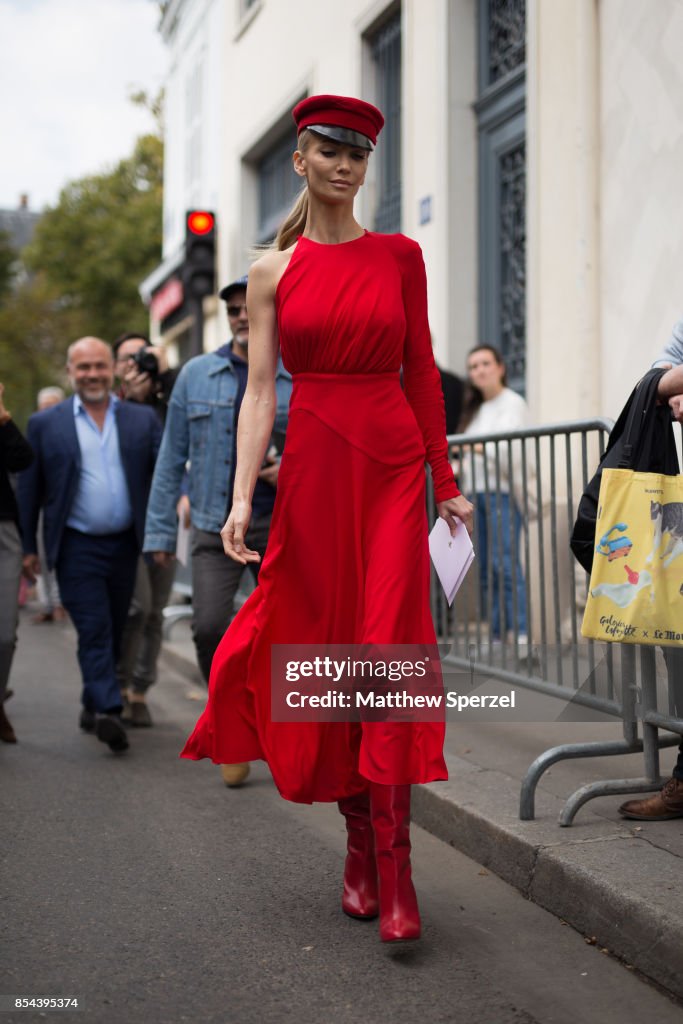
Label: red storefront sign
xmin=150 ymin=278 xmax=184 ymax=322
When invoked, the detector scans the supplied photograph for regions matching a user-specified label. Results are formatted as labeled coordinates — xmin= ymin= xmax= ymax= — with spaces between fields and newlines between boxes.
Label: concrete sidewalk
xmin=161 ymin=622 xmax=683 ymax=1002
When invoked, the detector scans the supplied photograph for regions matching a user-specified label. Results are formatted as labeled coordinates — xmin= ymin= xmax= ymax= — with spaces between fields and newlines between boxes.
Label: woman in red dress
xmin=181 ymin=95 xmax=474 ymax=943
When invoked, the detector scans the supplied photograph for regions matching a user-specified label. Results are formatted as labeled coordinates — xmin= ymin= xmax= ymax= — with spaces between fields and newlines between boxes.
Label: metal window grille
xmin=477 ymin=0 xmax=527 ymax=394
xmin=486 ymin=0 xmax=526 ymax=87
xmin=499 ymin=140 xmax=526 ymax=389
xmin=369 ymin=11 xmax=402 ymax=233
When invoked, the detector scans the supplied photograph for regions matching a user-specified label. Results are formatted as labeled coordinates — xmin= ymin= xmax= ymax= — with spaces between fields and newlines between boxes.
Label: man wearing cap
xmin=143 ymin=277 xmax=292 ymax=783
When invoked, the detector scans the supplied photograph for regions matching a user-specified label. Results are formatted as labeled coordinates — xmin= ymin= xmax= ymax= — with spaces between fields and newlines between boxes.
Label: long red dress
xmin=180 ymin=231 xmax=459 ymax=803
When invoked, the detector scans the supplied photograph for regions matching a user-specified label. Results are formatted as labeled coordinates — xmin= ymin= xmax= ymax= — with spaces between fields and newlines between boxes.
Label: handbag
xmin=581 ymin=467 xmax=683 ymax=646
xmin=570 ymin=368 xmax=679 ymax=573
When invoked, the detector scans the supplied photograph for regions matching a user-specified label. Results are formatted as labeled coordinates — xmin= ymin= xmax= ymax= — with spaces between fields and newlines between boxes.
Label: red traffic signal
xmin=183 ymin=210 xmax=216 ymax=299
xmin=186 ymin=210 xmax=215 ymax=236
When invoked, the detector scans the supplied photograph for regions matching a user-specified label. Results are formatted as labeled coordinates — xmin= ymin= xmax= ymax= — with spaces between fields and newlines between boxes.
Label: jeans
xmin=0 ymin=520 xmax=22 ymax=702
xmin=56 ymin=527 xmax=138 ymax=713
xmin=116 ymin=555 xmax=176 ymax=694
xmin=190 ymin=518 xmax=272 ymax=683
xmin=475 ymin=492 xmax=527 ymax=639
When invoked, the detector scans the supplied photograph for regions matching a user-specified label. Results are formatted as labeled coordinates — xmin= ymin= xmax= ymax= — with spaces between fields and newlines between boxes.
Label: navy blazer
xmin=18 ymin=396 xmax=162 ymax=569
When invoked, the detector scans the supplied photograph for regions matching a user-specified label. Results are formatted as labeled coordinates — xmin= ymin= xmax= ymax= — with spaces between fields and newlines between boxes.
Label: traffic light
xmin=182 ymin=210 xmax=216 ymax=299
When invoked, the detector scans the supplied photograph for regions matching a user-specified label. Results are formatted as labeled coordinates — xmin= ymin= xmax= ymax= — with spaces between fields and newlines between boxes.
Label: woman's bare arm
xmin=220 ymin=253 xmax=283 ymax=563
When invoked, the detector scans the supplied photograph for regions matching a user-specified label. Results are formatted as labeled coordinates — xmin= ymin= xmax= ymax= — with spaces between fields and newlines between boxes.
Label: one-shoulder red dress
xmin=180 ymin=231 xmax=460 ymax=802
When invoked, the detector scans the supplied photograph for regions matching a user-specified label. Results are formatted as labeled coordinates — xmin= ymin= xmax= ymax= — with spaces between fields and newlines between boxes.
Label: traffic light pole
xmin=189 ymin=295 xmax=205 ymax=358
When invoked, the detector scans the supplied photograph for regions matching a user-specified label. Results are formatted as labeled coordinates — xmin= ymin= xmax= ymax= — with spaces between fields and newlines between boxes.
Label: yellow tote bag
xmin=582 ymin=468 xmax=683 ymax=646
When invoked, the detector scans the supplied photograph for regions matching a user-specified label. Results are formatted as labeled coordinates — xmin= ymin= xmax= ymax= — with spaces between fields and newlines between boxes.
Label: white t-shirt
xmin=458 ymin=387 xmax=529 ymax=496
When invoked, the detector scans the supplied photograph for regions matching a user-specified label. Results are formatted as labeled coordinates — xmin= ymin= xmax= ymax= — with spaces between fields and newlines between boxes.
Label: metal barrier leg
xmin=557 ymin=733 xmax=681 ymax=826
xmin=640 ymin=647 xmax=661 ymax=782
xmin=519 ymin=738 xmax=643 ymax=820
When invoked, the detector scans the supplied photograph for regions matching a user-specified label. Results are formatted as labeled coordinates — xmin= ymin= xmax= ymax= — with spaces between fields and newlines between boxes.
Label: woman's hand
xmin=220 ymin=500 xmax=260 ymax=565
xmin=437 ymin=494 xmax=474 ymax=537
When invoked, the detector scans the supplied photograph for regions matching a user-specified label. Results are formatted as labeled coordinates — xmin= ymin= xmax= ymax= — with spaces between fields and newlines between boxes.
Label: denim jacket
xmin=143 ymin=349 xmax=292 ymax=551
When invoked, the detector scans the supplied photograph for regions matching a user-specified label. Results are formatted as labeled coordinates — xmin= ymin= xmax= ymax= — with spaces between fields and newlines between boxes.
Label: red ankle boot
xmin=370 ymin=783 xmax=421 ymax=942
xmin=338 ymin=790 xmax=379 ymax=919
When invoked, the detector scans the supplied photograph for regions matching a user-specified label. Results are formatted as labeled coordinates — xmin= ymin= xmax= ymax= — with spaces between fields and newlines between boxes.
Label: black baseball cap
xmin=219 ymin=275 xmax=248 ymax=303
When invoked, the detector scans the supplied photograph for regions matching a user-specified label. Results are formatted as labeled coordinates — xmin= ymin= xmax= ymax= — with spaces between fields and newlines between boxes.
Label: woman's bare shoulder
xmin=251 ymin=246 xmax=296 ymax=278
xmin=250 ymin=245 xmax=297 ymax=296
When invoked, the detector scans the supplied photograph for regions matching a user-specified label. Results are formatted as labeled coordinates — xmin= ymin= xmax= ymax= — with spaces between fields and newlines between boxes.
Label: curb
xmin=415 ymin=754 xmax=683 ymax=1001
xmin=161 ymin=643 xmax=683 ymax=1001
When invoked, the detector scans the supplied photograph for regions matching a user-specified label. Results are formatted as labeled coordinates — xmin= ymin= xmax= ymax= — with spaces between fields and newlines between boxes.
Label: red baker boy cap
xmin=292 ymin=94 xmax=385 ymax=151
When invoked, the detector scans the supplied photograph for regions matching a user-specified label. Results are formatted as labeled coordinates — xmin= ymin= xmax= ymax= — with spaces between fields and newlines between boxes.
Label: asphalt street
xmin=2 ymin=611 xmax=682 ymax=1024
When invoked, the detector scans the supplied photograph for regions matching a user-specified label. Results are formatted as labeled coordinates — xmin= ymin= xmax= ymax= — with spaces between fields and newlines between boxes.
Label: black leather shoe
xmin=0 ymin=704 xmax=17 ymax=743
xmin=95 ymin=714 xmax=129 ymax=753
xmin=79 ymin=708 xmax=96 ymax=733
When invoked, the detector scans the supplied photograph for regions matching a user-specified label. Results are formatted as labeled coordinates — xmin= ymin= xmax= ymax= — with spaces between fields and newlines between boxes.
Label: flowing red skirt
xmin=180 ymin=374 xmax=448 ymax=803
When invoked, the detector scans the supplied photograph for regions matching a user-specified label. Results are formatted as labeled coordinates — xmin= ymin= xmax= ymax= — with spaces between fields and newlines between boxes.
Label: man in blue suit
xmin=19 ymin=337 xmax=161 ymax=753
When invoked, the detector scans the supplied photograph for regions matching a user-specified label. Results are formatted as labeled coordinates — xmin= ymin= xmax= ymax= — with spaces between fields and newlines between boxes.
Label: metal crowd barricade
xmin=427 ymin=418 xmax=683 ymax=826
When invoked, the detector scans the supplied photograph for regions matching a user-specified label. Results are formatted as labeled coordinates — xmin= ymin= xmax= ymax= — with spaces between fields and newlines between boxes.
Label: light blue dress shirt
xmin=652 ymin=318 xmax=683 ymax=367
xmin=67 ymin=394 xmax=134 ymax=535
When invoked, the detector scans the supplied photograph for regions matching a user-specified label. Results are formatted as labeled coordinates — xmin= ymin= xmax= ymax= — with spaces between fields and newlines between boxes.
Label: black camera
xmin=132 ymin=347 xmax=159 ymax=377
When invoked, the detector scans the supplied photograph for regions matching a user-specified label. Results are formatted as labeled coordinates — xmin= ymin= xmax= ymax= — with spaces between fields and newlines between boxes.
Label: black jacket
xmin=0 ymin=419 xmax=34 ymax=524
xmin=570 ymin=368 xmax=679 ymax=573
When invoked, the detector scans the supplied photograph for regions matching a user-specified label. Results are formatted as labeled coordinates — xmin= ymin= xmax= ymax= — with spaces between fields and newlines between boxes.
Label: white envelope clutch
xmin=428 ymin=517 xmax=475 ymax=606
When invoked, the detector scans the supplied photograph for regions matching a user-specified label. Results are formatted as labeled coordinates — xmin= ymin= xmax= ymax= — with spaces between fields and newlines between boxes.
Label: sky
xmin=0 ymin=0 xmax=167 ymax=212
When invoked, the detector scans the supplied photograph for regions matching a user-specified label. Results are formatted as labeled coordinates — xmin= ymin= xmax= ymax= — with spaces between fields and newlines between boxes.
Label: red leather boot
xmin=338 ymin=790 xmax=379 ymax=919
xmin=370 ymin=783 xmax=421 ymax=942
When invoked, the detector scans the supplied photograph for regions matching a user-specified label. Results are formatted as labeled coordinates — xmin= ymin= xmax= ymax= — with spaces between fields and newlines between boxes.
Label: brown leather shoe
xmin=0 ymin=704 xmax=17 ymax=743
xmin=220 ymin=763 xmax=250 ymax=787
xmin=618 ymin=778 xmax=683 ymax=820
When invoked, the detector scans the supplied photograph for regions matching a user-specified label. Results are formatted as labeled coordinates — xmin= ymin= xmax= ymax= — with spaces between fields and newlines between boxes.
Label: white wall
xmin=161 ymin=0 xmax=224 ymax=260
xmin=599 ymin=0 xmax=683 ymax=418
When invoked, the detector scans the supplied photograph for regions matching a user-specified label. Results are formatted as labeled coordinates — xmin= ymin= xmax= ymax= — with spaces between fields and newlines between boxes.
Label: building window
xmin=368 ymin=10 xmax=402 ymax=233
xmin=485 ymin=0 xmax=526 ymax=86
xmin=257 ymin=131 xmax=300 ymax=243
xmin=477 ymin=0 xmax=526 ymax=393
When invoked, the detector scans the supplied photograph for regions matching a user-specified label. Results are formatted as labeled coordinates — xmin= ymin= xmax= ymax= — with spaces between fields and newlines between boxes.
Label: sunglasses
xmin=227 ymin=303 xmax=248 ymax=317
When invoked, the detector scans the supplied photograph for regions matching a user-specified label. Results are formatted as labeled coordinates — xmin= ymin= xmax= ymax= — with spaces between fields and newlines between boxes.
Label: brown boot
xmin=0 ymin=704 xmax=17 ymax=743
xmin=220 ymin=763 xmax=250 ymax=787
xmin=619 ymin=778 xmax=683 ymax=820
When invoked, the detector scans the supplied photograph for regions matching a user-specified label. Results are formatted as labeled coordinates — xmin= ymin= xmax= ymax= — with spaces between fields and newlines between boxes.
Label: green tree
xmin=0 ymin=230 xmax=16 ymax=302
xmin=0 ymin=273 xmax=76 ymax=428
xmin=23 ymin=133 xmax=163 ymax=341
xmin=0 ymin=130 xmax=163 ymax=427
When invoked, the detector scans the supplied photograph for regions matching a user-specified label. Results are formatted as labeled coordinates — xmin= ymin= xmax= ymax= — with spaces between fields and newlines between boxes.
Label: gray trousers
xmin=0 ymin=521 xmax=23 ymax=702
xmin=116 ymin=556 xmax=176 ymax=694
xmin=190 ymin=517 xmax=272 ymax=683
xmin=36 ymin=512 xmax=61 ymax=612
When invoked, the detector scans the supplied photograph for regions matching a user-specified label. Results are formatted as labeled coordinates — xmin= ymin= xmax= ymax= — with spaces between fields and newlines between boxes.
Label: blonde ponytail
xmin=274 ymin=187 xmax=309 ymax=251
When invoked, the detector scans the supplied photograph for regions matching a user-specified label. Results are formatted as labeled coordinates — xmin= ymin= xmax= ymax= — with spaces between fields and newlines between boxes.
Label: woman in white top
xmin=459 ymin=345 xmax=529 ymax=642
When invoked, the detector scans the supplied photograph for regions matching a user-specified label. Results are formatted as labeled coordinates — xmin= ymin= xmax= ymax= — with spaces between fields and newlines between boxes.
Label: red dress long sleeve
xmin=394 ymin=236 xmax=460 ymax=503
xmin=180 ymin=231 xmax=451 ymax=802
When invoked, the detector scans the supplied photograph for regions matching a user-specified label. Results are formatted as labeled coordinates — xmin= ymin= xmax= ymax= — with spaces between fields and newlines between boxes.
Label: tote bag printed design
xmin=582 ymin=468 xmax=683 ymax=646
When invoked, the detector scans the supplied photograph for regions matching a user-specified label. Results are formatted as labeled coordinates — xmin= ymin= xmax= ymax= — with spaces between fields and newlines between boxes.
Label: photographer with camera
xmin=112 ymin=333 xmax=179 ymax=727
xmin=114 ymin=333 xmax=177 ymax=423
